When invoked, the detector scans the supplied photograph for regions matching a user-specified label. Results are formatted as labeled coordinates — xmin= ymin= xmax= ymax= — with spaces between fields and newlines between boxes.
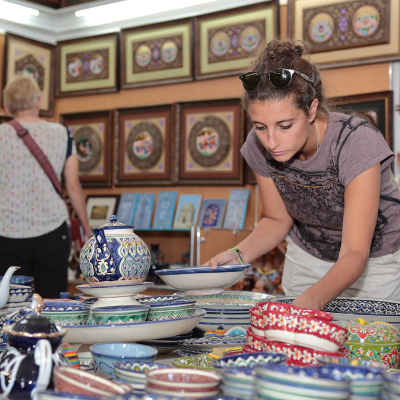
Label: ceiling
xmin=0 ymin=0 xmax=282 ymax=44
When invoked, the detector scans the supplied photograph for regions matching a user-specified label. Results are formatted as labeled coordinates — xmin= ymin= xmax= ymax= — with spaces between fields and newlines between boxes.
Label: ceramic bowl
xmin=246 ymin=326 xmax=264 ymax=351
xmin=156 ymin=264 xmax=250 ymax=295
xmin=53 ymin=366 xmax=132 ymax=397
xmin=90 ymin=342 xmax=158 ymax=377
xmin=137 ymin=294 xmax=184 ymax=303
xmin=36 ymin=391 xmax=110 ymax=400
xmin=147 ymin=300 xmax=196 ymax=321
xmin=0 ymin=276 xmax=34 ymax=286
xmin=172 ymin=354 xmax=215 ymax=371
xmin=317 ymin=355 xmax=387 ymax=370
xmin=113 ymin=361 xmax=169 ymax=383
xmin=77 ymin=351 xmax=93 ymax=369
xmin=212 ymin=351 xmax=287 ymax=370
xmin=92 ymin=304 xmax=150 ymax=325
xmin=8 ymin=285 xmax=33 ymax=303
xmin=145 ymin=367 xmax=221 ymax=397
xmin=261 ymin=337 xmax=349 ymax=366
xmin=262 ymin=308 xmax=348 ymax=352
xmin=42 ymin=301 xmax=90 ymax=326
xmin=249 ymin=306 xmax=264 ymax=336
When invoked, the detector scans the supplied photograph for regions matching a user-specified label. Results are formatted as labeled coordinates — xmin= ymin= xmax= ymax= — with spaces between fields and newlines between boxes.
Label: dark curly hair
xmin=243 ymin=40 xmax=329 ymax=118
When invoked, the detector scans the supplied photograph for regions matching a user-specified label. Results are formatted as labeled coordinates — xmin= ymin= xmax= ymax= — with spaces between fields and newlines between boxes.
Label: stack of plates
xmin=138 ymin=330 xmax=193 ymax=355
xmin=182 ymin=291 xmax=275 ymax=332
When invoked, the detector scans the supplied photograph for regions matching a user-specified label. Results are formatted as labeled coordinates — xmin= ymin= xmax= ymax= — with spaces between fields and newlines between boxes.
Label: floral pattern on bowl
xmin=172 ymin=354 xmax=215 ymax=371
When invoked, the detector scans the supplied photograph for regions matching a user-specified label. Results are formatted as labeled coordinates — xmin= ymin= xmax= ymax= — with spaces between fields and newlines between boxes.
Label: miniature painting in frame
xmin=173 ymin=194 xmax=202 ymax=229
xmin=56 ymin=33 xmax=118 ymax=97
xmin=86 ymin=195 xmax=120 ymax=227
xmin=331 ymin=91 xmax=393 ymax=149
xmin=4 ymin=33 xmax=55 ymax=116
xmin=287 ymin=0 xmax=400 ymax=67
xmin=223 ymin=189 xmax=250 ymax=230
xmin=153 ymin=191 xmax=178 ymax=230
xmin=198 ymin=198 xmax=226 ymax=229
xmin=121 ymin=19 xmax=193 ymax=88
xmin=60 ymin=110 xmax=113 ymax=187
xmin=115 ymin=105 xmax=173 ymax=186
xmin=194 ymin=1 xmax=279 ymax=80
xmin=176 ymin=99 xmax=243 ymax=185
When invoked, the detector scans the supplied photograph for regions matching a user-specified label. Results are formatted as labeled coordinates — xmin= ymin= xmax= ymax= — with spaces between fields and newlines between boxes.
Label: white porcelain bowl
xmin=155 ymin=264 xmax=250 ymax=295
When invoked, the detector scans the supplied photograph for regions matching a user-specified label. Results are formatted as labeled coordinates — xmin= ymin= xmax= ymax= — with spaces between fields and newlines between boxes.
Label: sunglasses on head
xmin=239 ymin=68 xmax=315 ymax=92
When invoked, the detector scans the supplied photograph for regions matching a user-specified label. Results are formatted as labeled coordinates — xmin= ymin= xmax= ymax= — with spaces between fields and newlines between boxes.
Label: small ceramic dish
xmin=156 ymin=264 xmax=251 ymax=295
xmin=53 ymin=366 xmax=132 ymax=397
xmin=77 ymin=351 xmax=94 ymax=369
xmin=90 ymin=342 xmax=158 ymax=377
xmin=8 ymin=285 xmax=33 ymax=303
xmin=212 ymin=351 xmax=287 ymax=370
xmin=246 ymin=326 xmax=263 ymax=351
xmin=178 ymin=334 xmax=248 ymax=350
xmin=249 ymin=306 xmax=264 ymax=336
xmin=113 ymin=361 xmax=169 ymax=383
xmin=171 ymin=354 xmax=215 ymax=371
xmin=1 ymin=276 xmax=34 ymax=286
xmin=92 ymin=304 xmax=150 ymax=325
xmin=317 ymin=355 xmax=387 ymax=370
xmin=76 ymin=282 xmax=152 ymax=298
xmin=42 ymin=301 xmax=91 ymax=326
xmin=262 ymin=309 xmax=348 ymax=352
xmin=147 ymin=300 xmax=196 ymax=321
xmin=137 ymin=294 xmax=184 ymax=303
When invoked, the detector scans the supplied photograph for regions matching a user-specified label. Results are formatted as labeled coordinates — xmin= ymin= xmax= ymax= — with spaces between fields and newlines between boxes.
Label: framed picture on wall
xmin=120 ymin=18 xmax=193 ymax=88
xmin=287 ymin=0 xmax=400 ymax=67
xmin=194 ymin=1 xmax=279 ymax=80
xmin=86 ymin=195 xmax=120 ymax=227
xmin=56 ymin=33 xmax=119 ymax=97
xmin=331 ymin=91 xmax=393 ymax=149
xmin=60 ymin=110 xmax=113 ymax=187
xmin=3 ymin=33 xmax=55 ymax=116
xmin=115 ymin=104 xmax=174 ymax=186
xmin=176 ymin=98 xmax=243 ymax=185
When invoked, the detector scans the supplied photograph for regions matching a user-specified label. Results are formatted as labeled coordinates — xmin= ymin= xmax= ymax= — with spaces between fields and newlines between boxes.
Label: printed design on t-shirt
xmin=265 ymin=115 xmax=387 ymax=261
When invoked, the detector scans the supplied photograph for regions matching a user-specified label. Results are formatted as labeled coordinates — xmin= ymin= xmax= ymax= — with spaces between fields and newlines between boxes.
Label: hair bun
xmin=265 ymin=40 xmax=304 ymax=59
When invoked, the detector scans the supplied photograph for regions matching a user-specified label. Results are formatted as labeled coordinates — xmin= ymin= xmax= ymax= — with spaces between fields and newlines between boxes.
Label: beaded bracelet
xmin=229 ymin=245 xmax=244 ymax=263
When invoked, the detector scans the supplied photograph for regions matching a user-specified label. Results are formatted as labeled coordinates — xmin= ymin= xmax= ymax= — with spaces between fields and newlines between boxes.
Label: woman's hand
xmin=203 ymin=250 xmax=239 ymax=269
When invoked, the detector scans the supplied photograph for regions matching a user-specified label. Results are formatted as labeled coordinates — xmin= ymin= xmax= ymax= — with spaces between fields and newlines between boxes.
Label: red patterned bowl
xmin=249 ymin=306 xmax=264 ymax=336
xmin=261 ymin=337 xmax=349 ymax=366
xmin=257 ymin=301 xmax=333 ymax=322
xmin=246 ymin=326 xmax=263 ymax=351
xmin=262 ymin=309 xmax=348 ymax=352
xmin=242 ymin=344 xmax=261 ymax=353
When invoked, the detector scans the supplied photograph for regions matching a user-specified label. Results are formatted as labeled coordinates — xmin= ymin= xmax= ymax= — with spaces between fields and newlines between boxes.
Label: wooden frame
xmin=86 ymin=195 xmax=120 ymax=227
xmin=287 ymin=0 xmax=400 ymax=68
xmin=331 ymin=90 xmax=393 ymax=149
xmin=176 ymin=98 xmax=243 ymax=185
xmin=60 ymin=110 xmax=113 ymax=187
xmin=120 ymin=18 xmax=193 ymax=88
xmin=115 ymin=105 xmax=174 ymax=186
xmin=56 ymin=33 xmax=119 ymax=97
xmin=3 ymin=33 xmax=55 ymax=116
xmin=194 ymin=1 xmax=279 ymax=80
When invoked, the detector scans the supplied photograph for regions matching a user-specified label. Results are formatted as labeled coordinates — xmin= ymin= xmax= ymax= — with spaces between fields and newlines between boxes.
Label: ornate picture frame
xmin=86 ymin=195 xmax=120 ymax=227
xmin=115 ymin=105 xmax=174 ymax=186
xmin=287 ymin=0 xmax=400 ymax=68
xmin=120 ymin=18 xmax=193 ymax=88
xmin=176 ymin=98 xmax=243 ymax=185
xmin=60 ymin=110 xmax=113 ymax=187
xmin=3 ymin=33 xmax=55 ymax=116
xmin=331 ymin=90 xmax=393 ymax=148
xmin=56 ymin=33 xmax=119 ymax=97
xmin=194 ymin=1 xmax=279 ymax=80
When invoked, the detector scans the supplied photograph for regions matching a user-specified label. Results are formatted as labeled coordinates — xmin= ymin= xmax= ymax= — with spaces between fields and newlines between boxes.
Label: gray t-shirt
xmin=241 ymin=112 xmax=400 ymax=261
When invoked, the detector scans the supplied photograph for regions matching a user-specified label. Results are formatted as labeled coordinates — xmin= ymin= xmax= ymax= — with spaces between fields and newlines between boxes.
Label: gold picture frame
xmin=121 ymin=19 xmax=193 ymax=88
xmin=56 ymin=33 xmax=118 ymax=97
xmin=287 ymin=0 xmax=400 ymax=67
xmin=4 ymin=33 xmax=55 ymax=116
xmin=194 ymin=1 xmax=279 ymax=80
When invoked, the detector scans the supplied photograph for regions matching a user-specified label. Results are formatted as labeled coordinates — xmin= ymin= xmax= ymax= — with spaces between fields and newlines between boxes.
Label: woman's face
xmin=248 ymin=96 xmax=318 ymax=162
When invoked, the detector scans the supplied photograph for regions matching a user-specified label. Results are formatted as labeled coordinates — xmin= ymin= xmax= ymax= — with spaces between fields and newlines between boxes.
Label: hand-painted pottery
xmin=0 ymin=294 xmax=68 ymax=399
xmin=246 ymin=326 xmax=263 ymax=351
xmin=146 ymin=300 xmax=196 ymax=321
xmin=335 ymin=318 xmax=400 ymax=369
xmin=79 ymin=215 xmax=151 ymax=286
xmin=92 ymin=304 xmax=150 ymax=325
xmin=42 ymin=301 xmax=90 ymax=326
xmin=212 ymin=351 xmax=287 ymax=370
xmin=172 ymin=354 xmax=215 ymax=371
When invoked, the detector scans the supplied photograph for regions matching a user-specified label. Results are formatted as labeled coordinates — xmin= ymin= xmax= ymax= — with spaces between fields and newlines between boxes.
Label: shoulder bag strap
xmin=8 ymin=119 xmax=66 ymax=201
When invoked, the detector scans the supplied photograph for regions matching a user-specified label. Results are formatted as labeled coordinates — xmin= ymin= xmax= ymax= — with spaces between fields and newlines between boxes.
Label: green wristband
xmin=229 ymin=245 xmax=244 ymax=263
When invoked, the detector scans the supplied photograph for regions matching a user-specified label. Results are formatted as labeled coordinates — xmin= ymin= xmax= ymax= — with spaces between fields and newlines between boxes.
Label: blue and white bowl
xmin=8 ymin=285 xmax=33 ymax=303
xmin=90 ymin=342 xmax=158 ymax=377
xmin=137 ymin=295 xmax=184 ymax=303
xmin=212 ymin=352 xmax=288 ymax=370
xmin=113 ymin=361 xmax=169 ymax=383
xmin=42 ymin=301 xmax=90 ymax=326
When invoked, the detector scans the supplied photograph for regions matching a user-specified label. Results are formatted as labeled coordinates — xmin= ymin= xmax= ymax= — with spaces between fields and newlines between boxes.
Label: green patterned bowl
xmin=147 ymin=301 xmax=196 ymax=321
xmin=172 ymin=354 xmax=215 ymax=371
xmin=92 ymin=305 xmax=150 ymax=325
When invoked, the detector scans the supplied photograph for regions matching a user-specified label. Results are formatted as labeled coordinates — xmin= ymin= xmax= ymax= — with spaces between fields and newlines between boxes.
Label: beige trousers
xmin=282 ymin=236 xmax=400 ymax=300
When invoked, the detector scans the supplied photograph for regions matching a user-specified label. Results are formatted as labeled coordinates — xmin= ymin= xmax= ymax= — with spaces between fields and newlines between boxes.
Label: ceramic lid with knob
xmin=96 ymin=215 xmax=134 ymax=234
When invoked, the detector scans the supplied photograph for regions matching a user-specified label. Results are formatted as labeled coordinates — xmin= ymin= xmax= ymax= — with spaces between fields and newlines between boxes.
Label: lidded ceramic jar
xmin=79 ymin=215 xmax=151 ymax=286
xmin=336 ymin=318 xmax=400 ymax=369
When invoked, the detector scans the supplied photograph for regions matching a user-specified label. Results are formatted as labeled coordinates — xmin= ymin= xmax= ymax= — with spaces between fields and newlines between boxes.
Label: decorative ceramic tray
xmin=156 ymin=265 xmax=250 ymax=295
xmin=62 ymin=308 xmax=206 ymax=344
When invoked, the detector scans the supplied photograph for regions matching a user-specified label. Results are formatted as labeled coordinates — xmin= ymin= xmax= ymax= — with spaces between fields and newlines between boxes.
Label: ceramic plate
xmin=178 ymin=335 xmax=248 ymax=350
xmin=62 ymin=308 xmax=206 ymax=344
xmin=156 ymin=265 xmax=250 ymax=295
xmin=76 ymin=282 xmax=152 ymax=297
